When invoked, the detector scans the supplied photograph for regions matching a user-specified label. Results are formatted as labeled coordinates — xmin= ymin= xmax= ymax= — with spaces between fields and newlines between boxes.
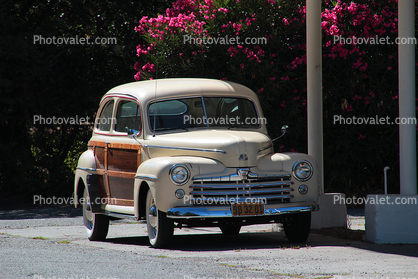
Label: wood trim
xmin=107 ymin=170 xmax=136 ymax=179
xmin=97 ymin=169 xmax=135 ymax=179
xmin=104 ymin=198 xmax=134 ymax=206
xmin=104 ymin=143 xmax=111 ymax=197
xmin=89 ymin=140 xmax=140 ymax=150
xmin=97 ymin=169 xmax=106 ymax=175
xmin=89 ymin=140 xmax=106 ymax=147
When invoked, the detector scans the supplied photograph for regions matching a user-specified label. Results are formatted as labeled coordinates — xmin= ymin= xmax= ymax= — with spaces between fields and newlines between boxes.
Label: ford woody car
xmin=74 ymin=78 xmax=320 ymax=248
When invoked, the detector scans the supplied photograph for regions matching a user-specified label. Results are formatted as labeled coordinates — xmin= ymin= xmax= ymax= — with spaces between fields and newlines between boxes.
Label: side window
xmin=96 ymin=100 xmax=114 ymax=132
xmin=115 ymin=100 xmax=141 ymax=133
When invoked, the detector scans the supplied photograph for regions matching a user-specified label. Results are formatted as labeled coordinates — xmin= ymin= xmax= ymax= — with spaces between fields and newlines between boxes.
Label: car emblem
xmin=239 ymin=154 xmax=248 ymax=161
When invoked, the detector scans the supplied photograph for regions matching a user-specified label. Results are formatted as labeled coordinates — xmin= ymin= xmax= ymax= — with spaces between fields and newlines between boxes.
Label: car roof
xmin=103 ymin=78 xmax=259 ymax=104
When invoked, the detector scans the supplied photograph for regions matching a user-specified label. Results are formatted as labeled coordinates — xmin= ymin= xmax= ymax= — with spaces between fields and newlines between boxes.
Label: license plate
xmin=232 ymin=202 xmax=265 ymax=216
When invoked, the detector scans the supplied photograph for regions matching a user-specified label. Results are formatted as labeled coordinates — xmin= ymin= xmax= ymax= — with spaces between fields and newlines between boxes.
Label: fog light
xmin=175 ymin=189 xmax=185 ymax=199
xmin=298 ymin=185 xmax=308 ymax=195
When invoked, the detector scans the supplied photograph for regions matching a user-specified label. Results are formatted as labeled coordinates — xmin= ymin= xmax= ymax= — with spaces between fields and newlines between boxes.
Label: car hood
xmin=144 ymin=129 xmax=273 ymax=168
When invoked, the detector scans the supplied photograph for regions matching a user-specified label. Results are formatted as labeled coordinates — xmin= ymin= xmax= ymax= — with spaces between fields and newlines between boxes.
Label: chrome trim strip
xmin=166 ymin=202 xmax=319 ymax=219
xmin=76 ymin=167 xmax=97 ymax=172
xmin=103 ymin=204 xmax=135 ymax=215
xmin=186 ymin=195 xmax=294 ymax=203
xmin=135 ymin=174 xmax=157 ymax=181
xmin=189 ymin=189 xmax=293 ymax=196
xmin=192 ymin=170 xmax=291 ymax=183
xmin=190 ymin=181 xmax=293 ymax=189
xmin=144 ymin=145 xmax=227 ymax=154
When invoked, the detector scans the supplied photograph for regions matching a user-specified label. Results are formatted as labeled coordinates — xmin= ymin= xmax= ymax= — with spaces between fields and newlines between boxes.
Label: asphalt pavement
xmin=0 ymin=206 xmax=417 ymax=279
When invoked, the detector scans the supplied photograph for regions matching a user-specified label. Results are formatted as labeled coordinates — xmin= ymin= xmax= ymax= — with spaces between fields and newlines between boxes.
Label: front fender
xmin=134 ymin=156 xmax=228 ymax=213
xmin=252 ymin=152 xmax=321 ymax=201
xmin=74 ymin=150 xmax=99 ymax=210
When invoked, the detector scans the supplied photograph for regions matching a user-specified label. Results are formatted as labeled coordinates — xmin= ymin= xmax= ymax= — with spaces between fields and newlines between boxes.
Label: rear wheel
xmin=82 ymin=187 xmax=109 ymax=241
xmin=146 ymin=190 xmax=174 ymax=248
xmin=283 ymin=211 xmax=311 ymax=243
xmin=220 ymin=225 xmax=241 ymax=235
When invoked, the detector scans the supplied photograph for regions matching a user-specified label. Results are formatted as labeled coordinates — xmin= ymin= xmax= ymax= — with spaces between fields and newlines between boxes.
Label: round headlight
xmin=292 ymin=161 xmax=313 ymax=181
xmin=170 ymin=164 xmax=190 ymax=185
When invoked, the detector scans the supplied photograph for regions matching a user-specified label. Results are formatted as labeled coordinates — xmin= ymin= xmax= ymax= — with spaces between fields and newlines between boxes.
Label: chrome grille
xmin=190 ymin=169 xmax=293 ymax=205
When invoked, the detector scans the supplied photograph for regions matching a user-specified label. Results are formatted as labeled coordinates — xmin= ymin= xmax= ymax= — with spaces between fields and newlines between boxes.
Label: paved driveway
xmin=0 ymin=206 xmax=417 ymax=279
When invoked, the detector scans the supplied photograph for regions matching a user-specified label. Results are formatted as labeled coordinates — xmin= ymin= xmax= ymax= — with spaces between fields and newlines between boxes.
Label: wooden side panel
xmin=94 ymin=147 xmax=108 ymax=197
xmin=108 ymin=149 xmax=137 ymax=173
xmin=95 ymin=147 xmax=105 ymax=170
xmin=89 ymin=140 xmax=142 ymax=205
xmin=108 ymin=176 xmax=134 ymax=200
xmin=97 ymin=174 xmax=108 ymax=197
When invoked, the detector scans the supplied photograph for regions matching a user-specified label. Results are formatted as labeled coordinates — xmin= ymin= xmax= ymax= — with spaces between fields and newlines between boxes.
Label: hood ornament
xmin=239 ymin=154 xmax=248 ymax=161
xmin=237 ymin=168 xmax=249 ymax=181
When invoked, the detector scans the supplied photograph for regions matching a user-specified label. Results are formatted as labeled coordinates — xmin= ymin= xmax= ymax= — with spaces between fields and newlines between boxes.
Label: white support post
xmin=398 ymin=0 xmax=417 ymax=195
xmin=365 ymin=0 xmax=418 ymax=244
xmin=306 ymin=0 xmax=324 ymax=192
xmin=307 ymin=0 xmax=347 ymax=229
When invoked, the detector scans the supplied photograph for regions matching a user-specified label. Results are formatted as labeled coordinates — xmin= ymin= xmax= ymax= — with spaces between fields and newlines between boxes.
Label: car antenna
xmin=153 ymin=63 xmax=158 ymax=137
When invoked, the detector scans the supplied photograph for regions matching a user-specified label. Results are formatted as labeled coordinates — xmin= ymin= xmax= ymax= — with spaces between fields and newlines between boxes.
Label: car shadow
xmin=2 ymin=206 xmax=418 ymax=258
xmin=0 ymin=205 xmax=82 ymax=219
xmin=104 ymin=231 xmax=300 ymax=251
xmin=103 ymin=230 xmax=418 ymax=258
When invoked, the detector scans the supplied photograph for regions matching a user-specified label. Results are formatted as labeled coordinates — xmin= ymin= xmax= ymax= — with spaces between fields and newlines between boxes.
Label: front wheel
xmin=146 ymin=189 xmax=174 ymax=248
xmin=283 ymin=211 xmax=311 ymax=243
xmin=82 ymin=187 xmax=109 ymax=241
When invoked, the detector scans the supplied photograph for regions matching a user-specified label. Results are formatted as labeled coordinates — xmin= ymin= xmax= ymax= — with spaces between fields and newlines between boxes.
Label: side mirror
xmin=272 ymin=125 xmax=289 ymax=142
xmin=127 ymin=129 xmax=138 ymax=139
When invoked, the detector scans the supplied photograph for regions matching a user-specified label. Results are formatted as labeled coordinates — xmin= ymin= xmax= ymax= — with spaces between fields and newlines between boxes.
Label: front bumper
xmin=166 ymin=201 xmax=319 ymax=219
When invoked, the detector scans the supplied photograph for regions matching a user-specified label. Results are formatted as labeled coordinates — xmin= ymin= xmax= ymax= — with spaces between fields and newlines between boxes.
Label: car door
xmin=106 ymin=99 xmax=142 ymax=206
xmin=89 ymin=98 xmax=142 ymax=207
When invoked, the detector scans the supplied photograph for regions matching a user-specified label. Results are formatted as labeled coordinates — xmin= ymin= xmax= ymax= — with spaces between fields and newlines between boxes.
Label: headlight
xmin=169 ymin=164 xmax=190 ymax=185
xmin=292 ymin=161 xmax=313 ymax=181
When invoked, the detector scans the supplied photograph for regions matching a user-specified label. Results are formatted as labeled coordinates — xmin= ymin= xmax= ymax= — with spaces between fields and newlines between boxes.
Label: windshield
xmin=148 ymin=96 xmax=260 ymax=131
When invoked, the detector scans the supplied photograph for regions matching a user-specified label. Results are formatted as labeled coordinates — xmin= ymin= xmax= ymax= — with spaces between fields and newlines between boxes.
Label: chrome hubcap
xmin=147 ymin=195 xmax=158 ymax=238
xmin=83 ymin=191 xmax=94 ymax=230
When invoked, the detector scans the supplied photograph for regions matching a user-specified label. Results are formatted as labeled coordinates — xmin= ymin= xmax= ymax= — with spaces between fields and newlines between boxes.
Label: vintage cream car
xmin=74 ymin=78 xmax=320 ymax=248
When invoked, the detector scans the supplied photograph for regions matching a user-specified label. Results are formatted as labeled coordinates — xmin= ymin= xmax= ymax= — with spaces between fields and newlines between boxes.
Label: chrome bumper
xmin=166 ymin=202 xmax=319 ymax=219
